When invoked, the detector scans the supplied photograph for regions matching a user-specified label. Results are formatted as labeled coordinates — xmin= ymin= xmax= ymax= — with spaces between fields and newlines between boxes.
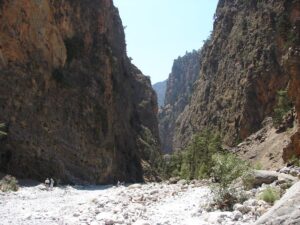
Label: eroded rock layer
xmin=0 ymin=0 xmax=160 ymax=184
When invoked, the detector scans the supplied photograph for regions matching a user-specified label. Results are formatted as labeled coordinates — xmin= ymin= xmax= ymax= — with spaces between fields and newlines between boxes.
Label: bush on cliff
xmin=273 ymin=89 xmax=292 ymax=127
xmin=0 ymin=123 xmax=7 ymax=137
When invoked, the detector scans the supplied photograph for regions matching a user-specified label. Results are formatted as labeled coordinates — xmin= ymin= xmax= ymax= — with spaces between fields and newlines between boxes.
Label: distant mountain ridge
xmin=153 ymin=80 xmax=167 ymax=107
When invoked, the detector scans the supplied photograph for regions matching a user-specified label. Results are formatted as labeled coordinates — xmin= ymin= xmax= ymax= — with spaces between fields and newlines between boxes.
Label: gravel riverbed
xmin=0 ymin=181 xmax=261 ymax=225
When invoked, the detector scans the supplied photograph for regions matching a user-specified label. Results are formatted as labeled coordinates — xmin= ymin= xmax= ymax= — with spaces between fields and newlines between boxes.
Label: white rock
xmin=233 ymin=210 xmax=243 ymax=221
xmin=243 ymin=199 xmax=258 ymax=207
xmin=128 ymin=184 xmax=142 ymax=189
xmin=233 ymin=203 xmax=252 ymax=214
xmin=132 ymin=219 xmax=151 ymax=225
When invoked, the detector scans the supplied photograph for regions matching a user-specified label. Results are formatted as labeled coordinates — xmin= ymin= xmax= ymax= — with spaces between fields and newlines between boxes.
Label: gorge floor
xmin=0 ymin=182 xmax=260 ymax=225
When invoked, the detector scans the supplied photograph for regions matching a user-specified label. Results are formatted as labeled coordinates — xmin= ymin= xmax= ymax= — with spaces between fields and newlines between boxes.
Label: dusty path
xmin=0 ymin=182 xmax=257 ymax=225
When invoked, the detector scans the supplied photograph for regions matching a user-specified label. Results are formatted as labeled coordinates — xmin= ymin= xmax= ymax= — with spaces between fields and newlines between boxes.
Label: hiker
xmin=50 ymin=178 xmax=54 ymax=190
xmin=45 ymin=178 xmax=50 ymax=190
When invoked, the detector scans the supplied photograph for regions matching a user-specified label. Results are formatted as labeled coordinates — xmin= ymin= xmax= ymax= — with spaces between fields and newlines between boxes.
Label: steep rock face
xmin=0 ymin=0 xmax=160 ymax=184
xmin=153 ymin=80 xmax=167 ymax=108
xmin=174 ymin=0 xmax=299 ymax=150
xmin=159 ymin=50 xmax=200 ymax=153
xmin=283 ymin=1 xmax=300 ymax=161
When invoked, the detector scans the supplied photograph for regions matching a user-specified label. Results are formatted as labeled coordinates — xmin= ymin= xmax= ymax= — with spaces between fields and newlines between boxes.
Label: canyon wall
xmin=172 ymin=0 xmax=299 ymax=152
xmin=0 ymin=0 xmax=160 ymax=184
xmin=159 ymin=50 xmax=201 ymax=153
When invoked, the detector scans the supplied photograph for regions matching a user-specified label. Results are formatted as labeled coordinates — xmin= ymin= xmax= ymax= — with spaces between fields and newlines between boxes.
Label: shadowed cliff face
xmin=173 ymin=0 xmax=299 ymax=150
xmin=0 ymin=0 xmax=160 ymax=184
xmin=283 ymin=0 xmax=300 ymax=161
xmin=159 ymin=50 xmax=200 ymax=153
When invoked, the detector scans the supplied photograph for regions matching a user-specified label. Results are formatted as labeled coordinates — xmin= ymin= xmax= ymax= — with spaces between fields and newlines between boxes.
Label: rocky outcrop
xmin=159 ymin=50 xmax=201 ymax=152
xmin=233 ymin=117 xmax=297 ymax=170
xmin=173 ymin=0 xmax=300 ymax=151
xmin=0 ymin=0 xmax=160 ymax=184
xmin=152 ymin=80 xmax=167 ymax=108
xmin=255 ymin=181 xmax=300 ymax=225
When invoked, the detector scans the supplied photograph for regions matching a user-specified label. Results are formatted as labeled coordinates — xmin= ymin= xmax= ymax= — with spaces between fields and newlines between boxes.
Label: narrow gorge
xmin=1 ymin=0 xmax=300 ymax=224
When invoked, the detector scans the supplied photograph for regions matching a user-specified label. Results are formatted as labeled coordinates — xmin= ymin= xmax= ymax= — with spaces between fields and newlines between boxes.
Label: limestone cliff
xmin=159 ymin=50 xmax=201 ymax=153
xmin=0 ymin=0 xmax=160 ymax=184
xmin=173 ymin=0 xmax=300 ymax=152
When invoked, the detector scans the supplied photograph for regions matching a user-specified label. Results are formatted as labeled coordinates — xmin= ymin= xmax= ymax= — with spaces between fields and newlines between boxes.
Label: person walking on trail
xmin=50 ymin=178 xmax=54 ymax=190
xmin=45 ymin=178 xmax=50 ymax=190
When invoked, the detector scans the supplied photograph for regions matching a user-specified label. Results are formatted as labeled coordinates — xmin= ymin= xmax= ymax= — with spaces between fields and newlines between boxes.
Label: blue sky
xmin=114 ymin=0 xmax=219 ymax=84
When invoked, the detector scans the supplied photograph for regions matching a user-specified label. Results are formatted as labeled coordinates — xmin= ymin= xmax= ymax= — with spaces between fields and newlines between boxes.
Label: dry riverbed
xmin=0 ymin=180 xmax=264 ymax=225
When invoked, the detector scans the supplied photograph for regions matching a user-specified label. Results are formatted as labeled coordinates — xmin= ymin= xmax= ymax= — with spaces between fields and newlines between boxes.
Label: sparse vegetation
xmin=0 ymin=123 xmax=7 ymax=137
xmin=273 ymin=89 xmax=292 ymax=127
xmin=287 ymin=154 xmax=300 ymax=167
xmin=277 ymin=13 xmax=291 ymax=39
xmin=211 ymin=153 xmax=250 ymax=189
xmin=161 ymin=130 xmax=253 ymax=210
xmin=0 ymin=175 xmax=19 ymax=192
xmin=259 ymin=187 xmax=280 ymax=205
xmin=161 ymin=130 xmax=222 ymax=180
xmin=210 ymin=153 xmax=251 ymax=210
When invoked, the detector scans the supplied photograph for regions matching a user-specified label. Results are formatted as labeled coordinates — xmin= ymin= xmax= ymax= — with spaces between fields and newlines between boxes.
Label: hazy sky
xmin=114 ymin=0 xmax=219 ymax=84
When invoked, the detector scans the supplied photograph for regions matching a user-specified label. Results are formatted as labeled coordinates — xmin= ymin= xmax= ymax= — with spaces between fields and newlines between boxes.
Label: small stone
xmin=177 ymin=179 xmax=188 ymax=185
xmin=168 ymin=177 xmax=180 ymax=184
xmin=243 ymin=199 xmax=258 ymax=207
xmin=233 ymin=210 xmax=243 ymax=221
xmin=233 ymin=203 xmax=251 ymax=214
xmin=132 ymin=219 xmax=151 ymax=225
xmin=149 ymin=190 xmax=159 ymax=195
xmin=128 ymin=184 xmax=142 ymax=189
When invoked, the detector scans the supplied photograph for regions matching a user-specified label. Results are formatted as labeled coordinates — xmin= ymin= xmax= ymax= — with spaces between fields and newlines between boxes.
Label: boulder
xmin=128 ymin=184 xmax=142 ymax=189
xmin=251 ymin=170 xmax=279 ymax=187
xmin=168 ymin=177 xmax=180 ymax=184
xmin=255 ymin=181 xmax=300 ymax=225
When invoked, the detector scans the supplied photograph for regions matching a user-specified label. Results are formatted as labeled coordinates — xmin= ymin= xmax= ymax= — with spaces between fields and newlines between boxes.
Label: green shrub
xmin=160 ymin=130 xmax=222 ymax=180
xmin=252 ymin=162 xmax=263 ymax=170
xmin=277 ymin=13 xmax=291 ymax=39
xmin=273 ymin=89 xmax=292 ymax=127
xmin=259 ymin=187 xmax=280 ymax=205
xmin=0 ymin=175 xmax=19 ymax=192
xmin=0 ymin=123 xmax=7 ymax=137
xmin=211 ymin=153 xmax=250 ymax=189
xmin=210 ymin=153 xmax=251 ymax=210
xmin=287 ymin=155 xmax=300 ymax=167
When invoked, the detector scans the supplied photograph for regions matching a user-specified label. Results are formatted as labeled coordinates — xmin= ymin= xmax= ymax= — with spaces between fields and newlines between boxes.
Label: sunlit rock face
xmin=0 ymin=0 xmax=160 ymax=184
xmin=158 ymin=50 xmax=201 ymax=153
xmin=173 ymin=0 xmax=299 ymax=151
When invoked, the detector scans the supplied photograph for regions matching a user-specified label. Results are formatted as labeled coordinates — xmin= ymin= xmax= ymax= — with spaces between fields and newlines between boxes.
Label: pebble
xmin=133 ymin=219 xmax=151 ymax=225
